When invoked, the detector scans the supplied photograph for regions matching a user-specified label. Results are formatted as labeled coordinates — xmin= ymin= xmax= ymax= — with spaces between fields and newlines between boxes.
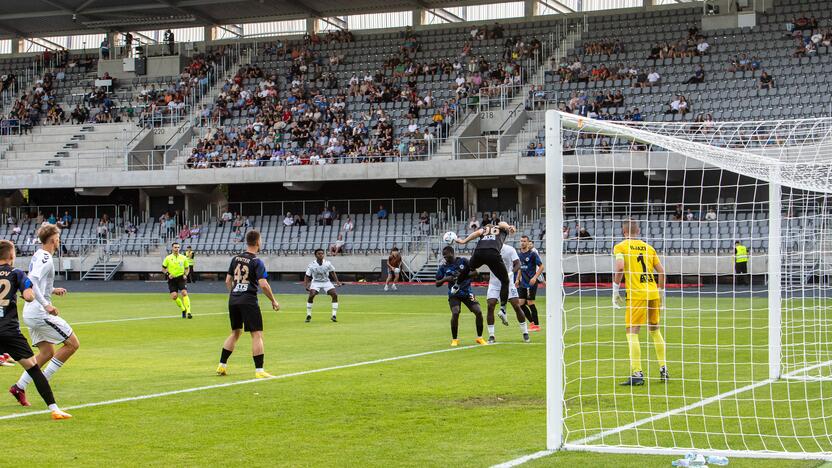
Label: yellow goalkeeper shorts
xmin=625 ymin=297 xmax=661 ymax=328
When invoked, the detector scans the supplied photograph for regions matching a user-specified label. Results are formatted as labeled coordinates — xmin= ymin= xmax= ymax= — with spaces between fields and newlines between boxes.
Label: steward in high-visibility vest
xmin=734 ymin=241 xmax=749 ymax=285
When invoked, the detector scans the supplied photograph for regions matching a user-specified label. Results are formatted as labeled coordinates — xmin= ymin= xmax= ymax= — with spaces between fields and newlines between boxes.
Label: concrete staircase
xmin=0 ymin=123 xmax=140 ymax=173
xmin=81 ymin=258 xmax=123 ymax=280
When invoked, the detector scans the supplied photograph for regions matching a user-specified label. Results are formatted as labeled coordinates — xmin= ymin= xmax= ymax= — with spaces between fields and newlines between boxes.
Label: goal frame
xmin=542 ymin=110 xmax=832 ymax=461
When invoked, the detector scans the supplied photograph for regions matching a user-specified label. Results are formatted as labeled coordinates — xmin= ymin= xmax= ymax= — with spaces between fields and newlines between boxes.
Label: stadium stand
xmin=182 ymin=21 xmax=561 ymax=167
xmin=514 ymin=0 xmax=832 ymax=155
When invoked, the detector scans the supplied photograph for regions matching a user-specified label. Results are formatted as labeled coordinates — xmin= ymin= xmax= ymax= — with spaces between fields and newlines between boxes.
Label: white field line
xmin=0 ymin=344 xmax=491 ymax=420
xmin=492 ymin=358 xmax=832 ymax=466
xmin=70 ymin=310 xmax=454 ymax=326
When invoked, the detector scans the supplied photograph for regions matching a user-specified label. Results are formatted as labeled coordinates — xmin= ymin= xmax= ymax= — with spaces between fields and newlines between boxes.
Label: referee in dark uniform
xmin=216 ymin=230 xmax=280 ymax=379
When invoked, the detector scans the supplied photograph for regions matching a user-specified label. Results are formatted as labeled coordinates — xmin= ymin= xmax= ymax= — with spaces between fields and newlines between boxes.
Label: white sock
xmin=332 ymin=302 xmax=339 ymax=317
xmin=487 ymin=324 xmax=495 ymax=336
xmin=520 ymin=321 xmax=529 ymax=334
xmin=48 ymin=403 xmax=59 ymax=412
xmin=218 ymin=362 xmax=227 ymax=368
xmin=306 ymin=303 xmax=313 ymax=316
xmin=256 ymin=367 xmax=264 ymax=373
xmin=43 ymin=357 xmax=64 ymax=380
xmin=16 ymin=371 xmax=32 ymax=390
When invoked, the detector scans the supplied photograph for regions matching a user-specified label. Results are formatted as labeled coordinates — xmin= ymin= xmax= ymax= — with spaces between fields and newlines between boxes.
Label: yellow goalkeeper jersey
xmin=613 ymin=238 xmax=660 ymax=300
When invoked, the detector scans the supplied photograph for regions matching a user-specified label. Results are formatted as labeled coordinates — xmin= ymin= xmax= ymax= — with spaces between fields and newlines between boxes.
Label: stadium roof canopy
xmin=0 ymin=0 xmax=520 ymax=39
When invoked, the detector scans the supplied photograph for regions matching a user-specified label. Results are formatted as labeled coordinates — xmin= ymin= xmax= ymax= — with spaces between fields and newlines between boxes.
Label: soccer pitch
xmin=0 ymin=289 xmax=823 ymax=467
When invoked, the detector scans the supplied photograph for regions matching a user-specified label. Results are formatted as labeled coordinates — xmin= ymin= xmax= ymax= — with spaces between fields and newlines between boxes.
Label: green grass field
xmin=0 ymin=290 xmax=828 ymax=467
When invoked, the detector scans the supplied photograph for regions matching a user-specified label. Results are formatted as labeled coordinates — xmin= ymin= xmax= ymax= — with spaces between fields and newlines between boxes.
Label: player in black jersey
xmin=216 ymin=230 xmax=280 ymax=379
xmin=452 ymin=219 xmax=517 ymax=304
xmin=0 ymin=240 xmax=71 ymax=419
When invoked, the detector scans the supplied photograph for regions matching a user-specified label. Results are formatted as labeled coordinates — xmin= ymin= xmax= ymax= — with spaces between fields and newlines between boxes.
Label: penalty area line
xmin=0 ymin=344 xmax=492 ymax=421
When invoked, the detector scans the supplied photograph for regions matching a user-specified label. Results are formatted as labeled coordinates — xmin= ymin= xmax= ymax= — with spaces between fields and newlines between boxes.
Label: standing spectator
xmin=164 ymin=215 xmax=176 ymax=238
xmin=97 ymin=220 xmax=110 ymax=239
xmin=418 ymin=211 xmax=430 ymax=233
xmin=100 ymin=37 xmax=110 ymax=59
xmin=376 ymin=205 xmax=388 ymax=220
xmin=562 ymin=225 xmax=569 ymax=239
xmin=163 ymin=29 xmax=175 ymax=55
xmin=123 ymin=32 xmax=133 ymax=57
xmin=322 ymin=206 xmax=334 ymax=226
xmin=385 ymin=247 xmax=403 ymax=291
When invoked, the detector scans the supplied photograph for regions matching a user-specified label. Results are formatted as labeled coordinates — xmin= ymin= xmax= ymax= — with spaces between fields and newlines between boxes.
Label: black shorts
xmin=0 ymin=333 xmax=34 ymax=361
xmin=518 ymin=284 xmax=538 ymax=300
xmin=735 ymin=262 xmax=748 ymax=274
xmin=167 ymin=275 xmax=187 ymax=293
xmin=449 ymin=294 xmax=478 ymax=310
xmin=229 ymin=303 xmax=263 ymax=332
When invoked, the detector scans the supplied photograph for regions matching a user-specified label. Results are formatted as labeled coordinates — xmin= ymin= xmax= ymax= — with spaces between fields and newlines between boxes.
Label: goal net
xmin=544 ymin=111 xmax=832 ymax=460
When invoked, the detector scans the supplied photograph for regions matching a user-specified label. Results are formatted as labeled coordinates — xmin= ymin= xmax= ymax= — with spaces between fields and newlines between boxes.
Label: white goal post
xmin=545 ymin=110 xmax=832 ymax=461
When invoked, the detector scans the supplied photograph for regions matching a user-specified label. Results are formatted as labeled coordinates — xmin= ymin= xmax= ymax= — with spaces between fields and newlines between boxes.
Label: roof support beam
xmin=320 ymin=16 xmax=347 ymax=30
xmin=427 ymin=8 xmax=465 ymax=23
xmin=134 ymin=31 xmax=158 ymax=44
xmin=26 ymin=36 xmax=66 ymax=51
xmin=216 ymin=24 xmax=242 ymax=37
xmin=538 ymin=0 xmax=574 ymax=13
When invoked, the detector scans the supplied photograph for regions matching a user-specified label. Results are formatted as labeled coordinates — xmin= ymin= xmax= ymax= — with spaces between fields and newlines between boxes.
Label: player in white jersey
xmin=9 ymin=224 xmax=80 ymax=408
xmin=304 ymin=249 xmax=342 ymax=323
xmin=485 ymin=244 xmax=530 ymax=344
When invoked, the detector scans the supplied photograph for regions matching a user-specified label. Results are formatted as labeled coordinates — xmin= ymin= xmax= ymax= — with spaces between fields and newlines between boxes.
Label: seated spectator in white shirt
xmin=647 ymin=70 xmax=661 ymax=86
xmin=343 ymin=217 xmax=354 ymax=232
xmin=328 ymin=234 xmax=346 ymax=256
xmin=704 ymin=207 xmax=717 ymax=221
xmin=696 ymin=40 xmax=710 ymax=55
xmin=283 ymin=212 xmax=294 ymax=226
xmin=220 ymin=210 xmax=233 ymax=227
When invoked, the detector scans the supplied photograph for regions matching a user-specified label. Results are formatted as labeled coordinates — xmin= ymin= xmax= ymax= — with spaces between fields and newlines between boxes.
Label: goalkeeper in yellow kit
xmin=612 ymin=220 xmax=668 ymax=386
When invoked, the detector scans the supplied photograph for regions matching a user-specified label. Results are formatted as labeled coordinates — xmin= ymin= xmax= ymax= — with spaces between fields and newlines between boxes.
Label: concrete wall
xmin=0 ymin=151 xmax=718 ymax=191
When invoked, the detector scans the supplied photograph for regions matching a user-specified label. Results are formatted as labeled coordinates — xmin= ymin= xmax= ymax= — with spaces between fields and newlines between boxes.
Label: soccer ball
xmin=443 ymin=231 xmax=458 ymax=244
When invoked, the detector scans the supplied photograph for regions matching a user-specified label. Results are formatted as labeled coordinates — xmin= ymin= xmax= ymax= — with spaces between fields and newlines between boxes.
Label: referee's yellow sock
xmin=174 ymin=297 xmax=185 ymax=311
xmin=626 ymin=333 xmax=642 ymax=374
xmin=183 ymin=295 xmax=191 ymax=314
xmin=650 ymin=329 xmax=667 ymax=368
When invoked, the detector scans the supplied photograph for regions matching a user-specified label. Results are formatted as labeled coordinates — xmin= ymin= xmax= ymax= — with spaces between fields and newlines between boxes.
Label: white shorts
xmin=309 ymin=280 xmax=335 ymax=294
xmin=487 ymin=282 xmax=519 ymax=301
xmin=24 ymin=315 xmax=74 ymax=345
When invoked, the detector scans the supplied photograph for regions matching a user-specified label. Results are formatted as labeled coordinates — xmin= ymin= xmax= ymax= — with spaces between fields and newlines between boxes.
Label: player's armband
xmin=614 ymin=253 xmax=625 ymax=261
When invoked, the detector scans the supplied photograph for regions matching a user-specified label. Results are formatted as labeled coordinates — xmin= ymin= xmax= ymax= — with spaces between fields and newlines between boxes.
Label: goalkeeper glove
xmin=612 ymin=283 xmax=625 ymax=309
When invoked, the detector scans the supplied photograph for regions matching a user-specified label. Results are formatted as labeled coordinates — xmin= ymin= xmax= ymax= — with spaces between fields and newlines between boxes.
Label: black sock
xmin=521 ymin=304 xmax=533 ymax=322
xmin=253 ymin=354 xmax=264 ymax=369
xmin=220 ymin=348 xmax=233 ymax=364
xmin=450 ymin=314 xmax=459 ymax=339
xmin=530 ymin=304 xmax=539 ymax=326
xmin=26 ymin=364 xmax=56 ymax=407
xmin=475 ymin=312 xmax=484 ymax=337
